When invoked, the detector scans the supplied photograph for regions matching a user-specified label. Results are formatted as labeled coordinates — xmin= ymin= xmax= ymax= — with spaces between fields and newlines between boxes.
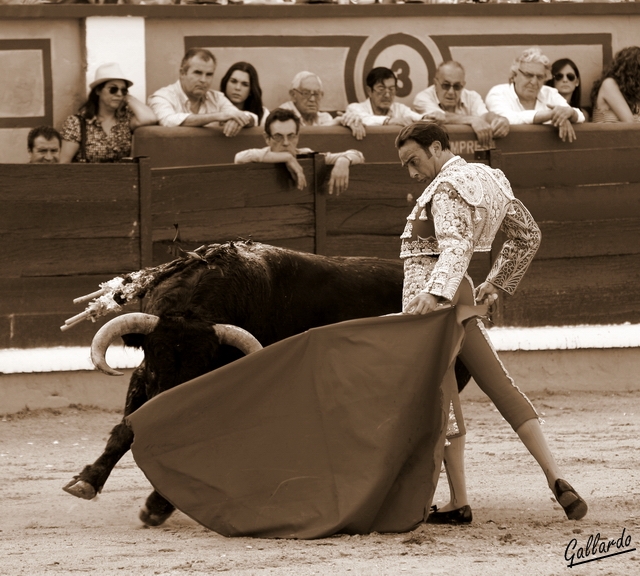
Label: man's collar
xmin=441 ymin=155 xmax=463 ymax=172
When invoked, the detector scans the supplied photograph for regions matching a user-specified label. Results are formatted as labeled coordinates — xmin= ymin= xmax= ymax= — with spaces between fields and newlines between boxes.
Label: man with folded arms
xmin=235 ymin=108 xmax=364 ymax=196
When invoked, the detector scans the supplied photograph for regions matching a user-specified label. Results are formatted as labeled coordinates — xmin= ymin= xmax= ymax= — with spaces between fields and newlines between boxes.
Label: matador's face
xmin=398 ymin=140 xmax=438 ymax=183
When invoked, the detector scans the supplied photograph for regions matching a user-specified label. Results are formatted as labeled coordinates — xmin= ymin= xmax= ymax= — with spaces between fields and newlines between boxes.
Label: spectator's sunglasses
xmin=554 ymin=72 xmax=577 ymax=82
xmin=108 ymin=86 xmax=129 ymax=96
xmin=435 ymin=78 xmax=464 ymax=92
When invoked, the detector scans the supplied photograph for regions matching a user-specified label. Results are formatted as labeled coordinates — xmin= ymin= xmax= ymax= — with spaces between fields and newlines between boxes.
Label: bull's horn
xmin=91 ymin=313 xmax=160 ymax=376
xmin=213 ymin=324 xmax=263 ymax=356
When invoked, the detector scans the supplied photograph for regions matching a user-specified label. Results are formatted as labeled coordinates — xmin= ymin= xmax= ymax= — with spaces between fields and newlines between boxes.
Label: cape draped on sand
xmin=127 ymin=305 xmax=481 ymax=538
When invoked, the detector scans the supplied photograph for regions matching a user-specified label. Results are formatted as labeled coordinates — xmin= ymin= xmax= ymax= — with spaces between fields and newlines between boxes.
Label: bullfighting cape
xmin=127 ymin=305 xmax=480 ymax=539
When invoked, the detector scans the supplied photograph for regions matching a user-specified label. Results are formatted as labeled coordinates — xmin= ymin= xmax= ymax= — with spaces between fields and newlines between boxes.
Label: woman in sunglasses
xmin=591 ymin=46 xmax=640 ymax=124
xmin=60 ymin=63 xmax=157 ymax=163
xmin=546 ymin=59 xmax=581 ymax=108
xmin=485 ymin=47 xmax=585 ymax=142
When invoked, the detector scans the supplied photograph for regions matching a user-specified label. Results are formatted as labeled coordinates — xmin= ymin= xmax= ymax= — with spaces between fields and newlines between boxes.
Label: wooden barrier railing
xmin=0 ymin=162 xmax=146 ymax=349
xmin=489 ymin=124 xmax=640 ymax=327
xmin=2 ymin=124 xmax=639 ymax=348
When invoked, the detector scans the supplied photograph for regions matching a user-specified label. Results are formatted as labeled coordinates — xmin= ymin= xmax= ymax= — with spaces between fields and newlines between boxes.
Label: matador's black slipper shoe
xmin=426 ymin=504 xmax=472 ymax=525
xmin=553 ymin=479 xmax=588 ymax=520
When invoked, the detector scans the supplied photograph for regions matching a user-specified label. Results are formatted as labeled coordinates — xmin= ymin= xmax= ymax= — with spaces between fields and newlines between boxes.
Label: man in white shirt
xmin=413 ymin=61 xmax=509 ymax=148
xmin=485 ymin=47 xmax=585 ymax=142
xmin=278 ymin=71 xmax=365 ymax=140
xmin=235 ymin=108 xmax=364 ymax=196
xmin=148 ymin=48 xmax=256 ymax=137
xmin=345 ymin=67 xmax=426 ymax=131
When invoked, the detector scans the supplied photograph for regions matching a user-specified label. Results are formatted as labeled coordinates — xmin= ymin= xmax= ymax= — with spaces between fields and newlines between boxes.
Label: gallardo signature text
xmin=565 ymin=528 xmax=635 ymax=568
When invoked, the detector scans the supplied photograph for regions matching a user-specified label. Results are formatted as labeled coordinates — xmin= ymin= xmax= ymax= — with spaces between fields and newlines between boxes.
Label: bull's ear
xmin=121 ymin=333 xmax=146 ymax=349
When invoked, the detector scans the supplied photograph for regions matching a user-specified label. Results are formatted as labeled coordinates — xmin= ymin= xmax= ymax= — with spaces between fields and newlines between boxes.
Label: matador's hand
xmin=475 ymin=281 xmax=499 ymax=304
xmin=404 ymin=292 xmax=441 ymax=315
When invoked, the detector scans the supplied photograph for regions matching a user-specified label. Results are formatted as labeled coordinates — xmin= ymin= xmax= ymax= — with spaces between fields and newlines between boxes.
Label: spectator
xmin=279 ymin=71 xmax=365 ymax=140
xmin=590 ymin=46 xmax=640 ymax=123
xmin=234 ymin=108 xmax=364 ymax=196
xmin=148 ymin=48 xmax=256 ymax=137
xmin=60 ymin=63 xmax=157 ymax=163
xmin=220 ymin=62 xmax=269 ymax=126
xmin=27 ymin=125 xmax=61 ymax=164
xmin=546 ymin=58 xmax=582 ymax=109
xmin=345 ymin=67 xmax=426 ymax=129
xmin=485 ymin=47 xmax=585 ymax=142
xmin=413 ymin=61 xmax=509 ymax=147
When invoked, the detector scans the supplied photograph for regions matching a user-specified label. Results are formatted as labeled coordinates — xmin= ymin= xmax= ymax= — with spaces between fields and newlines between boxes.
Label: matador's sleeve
xmin=486 ymin=198 xmax=541 ymax=295
xmin=422 ymin=183 xmax=475 ymax=301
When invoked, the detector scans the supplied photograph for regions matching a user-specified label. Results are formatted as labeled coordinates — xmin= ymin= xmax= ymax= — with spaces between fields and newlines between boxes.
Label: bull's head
xmin=90 ymin=312 xmax=262 ymax=392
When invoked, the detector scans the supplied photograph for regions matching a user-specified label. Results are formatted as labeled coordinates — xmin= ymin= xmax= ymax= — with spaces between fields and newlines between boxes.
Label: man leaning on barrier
xmin=413 ymin=61 xmax=510 ymax=148
xmin=234 ymin=108 xmax=364 ymax=196
xmin=148 ymin=48 xmax=257 ymax=137
xmin=278 ymin=71 xmax=366 ymax=141
xmin=345 ymin=67 xmax=428 ymax=134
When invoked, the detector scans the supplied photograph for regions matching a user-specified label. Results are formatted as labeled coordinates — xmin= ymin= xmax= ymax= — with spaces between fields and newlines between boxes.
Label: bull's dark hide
xmin=128 ymin=241 xmax=412 ymax=396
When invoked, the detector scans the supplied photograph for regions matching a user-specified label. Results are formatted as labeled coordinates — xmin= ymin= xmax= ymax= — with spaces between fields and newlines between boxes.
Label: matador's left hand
xmin=475 ymin=281 xmax=500 ymax=304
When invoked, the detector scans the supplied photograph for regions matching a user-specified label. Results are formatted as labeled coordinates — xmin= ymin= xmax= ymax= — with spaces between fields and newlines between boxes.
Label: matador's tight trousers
xmin=446 ymin=275 xmax=538 ymax=437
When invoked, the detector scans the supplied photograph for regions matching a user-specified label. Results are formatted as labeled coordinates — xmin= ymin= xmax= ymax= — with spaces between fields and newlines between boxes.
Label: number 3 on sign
xmin=391 ymin=59 xmax=412 ymax=97
xmin=361 ymin=35 xmax=436 ymax=104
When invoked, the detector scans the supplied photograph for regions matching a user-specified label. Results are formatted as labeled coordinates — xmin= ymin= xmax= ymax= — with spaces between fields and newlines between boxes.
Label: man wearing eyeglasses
xmin=485 ymin=47 xmax=585 ymax=143
xmin=278 ymin=71 xmax=366 ymax=140
xmin=344 ymin=67 xmax=426 ymax=130
xmin=413 ymin=61 xmax=509 ymax=148
xmin=234 ymin=108 xmax=364 ymax=196
xmin=148 ymin=48 xmax=256 ymax=137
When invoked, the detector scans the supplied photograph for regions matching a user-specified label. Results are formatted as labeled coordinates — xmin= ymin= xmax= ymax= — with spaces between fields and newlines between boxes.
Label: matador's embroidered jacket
xmin=400 ymin=156 xmax=541 ymax=301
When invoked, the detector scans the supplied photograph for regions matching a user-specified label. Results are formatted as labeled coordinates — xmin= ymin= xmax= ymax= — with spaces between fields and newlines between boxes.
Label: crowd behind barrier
xmin=18 ymin=42 xmax=640 ymax=167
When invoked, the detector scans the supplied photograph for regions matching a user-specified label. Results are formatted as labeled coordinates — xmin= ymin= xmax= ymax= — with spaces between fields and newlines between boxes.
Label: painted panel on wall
xmin=0 ymin=39 xmax=52 ymax=128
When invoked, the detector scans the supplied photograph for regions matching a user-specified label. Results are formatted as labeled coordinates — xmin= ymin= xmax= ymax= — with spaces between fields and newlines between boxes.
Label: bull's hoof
xmin=62 ymin=478 xmax=97 ymax=500
xmin=139 ymin=505 xmax=173 ymax=527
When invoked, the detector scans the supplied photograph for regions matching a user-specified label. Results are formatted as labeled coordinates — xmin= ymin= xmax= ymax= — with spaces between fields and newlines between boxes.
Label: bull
xmin=63 ymin=240 xmax=470 ymax=526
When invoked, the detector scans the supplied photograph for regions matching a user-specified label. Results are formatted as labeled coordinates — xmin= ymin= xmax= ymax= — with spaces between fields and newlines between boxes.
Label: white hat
xmin=89 ymin=63 xmax=134 ymax=91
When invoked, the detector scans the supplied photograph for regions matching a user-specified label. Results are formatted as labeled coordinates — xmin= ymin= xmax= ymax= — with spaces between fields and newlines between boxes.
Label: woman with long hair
xmin=591 ymin=46 xmax=640 ymax=123
xmin=220 ymin=62 xmax=268 ymax=126
xmin=60 ymin=63 xmax=157 ymax=163
xmin=547 ymin=58 xmax=582 ymax=109
xmin=547 ymin=58 xmax=589 ymax=121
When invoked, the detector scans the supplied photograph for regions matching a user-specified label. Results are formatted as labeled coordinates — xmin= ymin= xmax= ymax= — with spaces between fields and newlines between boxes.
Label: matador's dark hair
xmin=395 ymin=122 xmax=451 ymax=151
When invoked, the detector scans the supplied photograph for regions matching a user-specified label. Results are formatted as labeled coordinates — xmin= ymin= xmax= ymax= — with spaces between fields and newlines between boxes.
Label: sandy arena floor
xmin=1 ymin=389 xmax=638 ymax=576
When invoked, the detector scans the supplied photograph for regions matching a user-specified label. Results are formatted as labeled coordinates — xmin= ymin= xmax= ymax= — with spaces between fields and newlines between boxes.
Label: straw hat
xmin=89 ymin=63 xmax=134 ymax=91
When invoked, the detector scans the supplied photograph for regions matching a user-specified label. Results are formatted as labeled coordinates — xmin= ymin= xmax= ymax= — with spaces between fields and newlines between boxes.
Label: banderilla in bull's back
xmin=60 ymin=244 xmax=221 ymax=331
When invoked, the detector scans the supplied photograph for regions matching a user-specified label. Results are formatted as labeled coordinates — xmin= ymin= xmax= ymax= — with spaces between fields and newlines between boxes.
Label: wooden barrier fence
xmin=1 ymin=125 xmax=639 ymax=349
